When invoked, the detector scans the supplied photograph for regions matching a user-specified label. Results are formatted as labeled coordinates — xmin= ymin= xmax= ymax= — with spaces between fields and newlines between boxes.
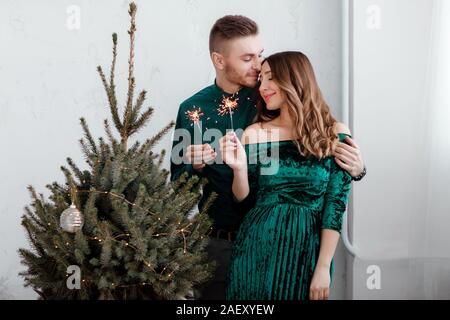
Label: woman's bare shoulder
xmin=241 ymin=122 xmax=263 ymax=145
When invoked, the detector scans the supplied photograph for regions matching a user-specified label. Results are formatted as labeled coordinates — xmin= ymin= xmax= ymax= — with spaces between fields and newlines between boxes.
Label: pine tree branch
xmin=100 ymin=224 xmax=112 ymax=267
xmin=21 ymin=216 xmax=45 ymax=254
xmin=129 ymin=107 xmax=154 ymax=136
xmin=104 ymin=119 xmax=120 ymax=153
xmin=122 ymin=2 xmax=137 ymax=144
xmin=46 ymin=182 xmax=71 ymax=208
xmin=66 ymin=157 xmax=84 ymax=183
xmin=97 ymin=66 xmax=122 ymax=132
xmin=98 ymin=137 xmax=111 ymax=163
xmin=80 ymin=118 xmax=98 ymax=155
xmin=82 ymin=188 xmax=100 ymax=234
xmin=110 ymin=33 xmax=118 ymax=96
xmin=198 ymin=191 xmax=218 ymax=216
xmin=128 ymin=140 xmax=140 ymax=154
xmin=23 ymin=206 xmax=46 ymax=230
xmin=60 ymin=166 xmax=79 ymax=207
xmin=130 ymin=89 xmax=147 ymax=124
xmin=79 ymin=139 xmax=94 ymax=168
xmin=140 ymin=121 xmax=175 ymax=155
xmin=156 ymin=149 xmax=166 ymax=169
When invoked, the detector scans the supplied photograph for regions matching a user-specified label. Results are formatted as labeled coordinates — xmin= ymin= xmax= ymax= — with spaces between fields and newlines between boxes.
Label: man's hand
xmin=333 ymin=136 xmax=364 ymax=178
xmin=185 ymin=144 xmax=217 ymax=171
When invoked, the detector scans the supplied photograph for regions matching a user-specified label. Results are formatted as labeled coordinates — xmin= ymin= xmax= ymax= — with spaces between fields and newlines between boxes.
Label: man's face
xmin=222 ymin=35 xmax=264 ymax=88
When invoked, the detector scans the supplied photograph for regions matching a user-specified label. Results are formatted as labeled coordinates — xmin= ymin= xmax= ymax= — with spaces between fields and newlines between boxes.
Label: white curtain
xmin=349 ymin=0 xmax=450 ymax=299
xmin=420 ymin=0 xmax=450 ymax=299
xmin=403 ymin=0 xmax=450 ymax=299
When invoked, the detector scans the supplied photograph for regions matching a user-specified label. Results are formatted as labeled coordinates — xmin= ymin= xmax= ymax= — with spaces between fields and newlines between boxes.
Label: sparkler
xmin=217 ymin=95 xmax=239 ymax=130
xmin=185 ymin=107 xmax=204 ymax=140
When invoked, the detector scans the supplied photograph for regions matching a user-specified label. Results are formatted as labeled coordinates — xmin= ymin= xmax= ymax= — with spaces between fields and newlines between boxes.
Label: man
xmin=170 ymin=15 xmax=366 ymax=300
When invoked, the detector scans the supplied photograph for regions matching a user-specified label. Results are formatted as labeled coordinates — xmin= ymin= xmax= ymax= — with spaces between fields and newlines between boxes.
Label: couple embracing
xmin=170 ymin=15 xmax=366 ymax=300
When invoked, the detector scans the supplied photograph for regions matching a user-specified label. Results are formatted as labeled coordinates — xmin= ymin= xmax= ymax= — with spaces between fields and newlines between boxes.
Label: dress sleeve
xmin=233 ymin=144 xmax=259 ymax=217
xmin=321 ymin=134 xmax=353 ymax=233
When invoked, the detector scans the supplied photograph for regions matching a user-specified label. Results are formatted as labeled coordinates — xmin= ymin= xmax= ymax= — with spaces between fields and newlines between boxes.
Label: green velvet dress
xmin=226 ymin=134 xmax=353 ymax=300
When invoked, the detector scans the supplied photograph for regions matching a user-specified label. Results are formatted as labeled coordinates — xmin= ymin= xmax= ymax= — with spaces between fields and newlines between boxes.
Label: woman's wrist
xmin=233 ymin=165 xmax=247 ymax=175
xmin=316 ymin=259 xmax=331 ymax=269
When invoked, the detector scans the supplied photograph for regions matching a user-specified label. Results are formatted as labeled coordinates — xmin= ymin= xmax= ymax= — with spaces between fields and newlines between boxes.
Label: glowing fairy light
xmin=217 ymin=95 xmax=239 ymax=130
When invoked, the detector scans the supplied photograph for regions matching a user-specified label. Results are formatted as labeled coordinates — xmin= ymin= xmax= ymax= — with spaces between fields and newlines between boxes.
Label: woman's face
xmin=259 ymin=61 xmax=284 ymax=110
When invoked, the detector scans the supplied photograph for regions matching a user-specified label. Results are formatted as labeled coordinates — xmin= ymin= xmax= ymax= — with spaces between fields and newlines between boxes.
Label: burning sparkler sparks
xmin=185 ymin=107 xmax=204 ymax=137
xmin=217 ymin=95 xmax=239 ymax=130
xmin=185 ymin=107 xmax=204 ymax=124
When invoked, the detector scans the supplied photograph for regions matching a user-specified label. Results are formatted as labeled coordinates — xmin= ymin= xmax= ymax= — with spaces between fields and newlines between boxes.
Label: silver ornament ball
xmin=60 ymin=203 xmax=84 ymax=233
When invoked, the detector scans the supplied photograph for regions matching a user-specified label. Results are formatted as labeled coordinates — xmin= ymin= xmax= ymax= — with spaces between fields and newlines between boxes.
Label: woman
xmin=220 ymin=51 xmax=353 ymax=300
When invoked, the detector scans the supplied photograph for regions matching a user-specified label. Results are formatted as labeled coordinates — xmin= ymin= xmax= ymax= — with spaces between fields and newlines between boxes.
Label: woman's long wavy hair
xmin=256 ymin=51 xmax=338 ymax=159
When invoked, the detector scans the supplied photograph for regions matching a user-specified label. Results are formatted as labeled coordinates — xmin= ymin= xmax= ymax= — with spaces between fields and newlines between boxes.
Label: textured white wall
xmin=0 ymin=0 xmax=344 ymax=299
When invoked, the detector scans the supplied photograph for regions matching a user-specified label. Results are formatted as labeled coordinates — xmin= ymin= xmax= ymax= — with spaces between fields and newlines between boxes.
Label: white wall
xmin=349 ymin=0 xmax=450 ymax=299
xmin=0 ymin=0 xmax=344 ymax=299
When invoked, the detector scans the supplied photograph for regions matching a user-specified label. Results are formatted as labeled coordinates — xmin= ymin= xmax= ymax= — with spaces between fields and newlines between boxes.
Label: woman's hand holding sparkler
xmin=219 ymin=131 xmax=247 ymax=172
xmin=220 ymin=131 xmax=250 ymax=202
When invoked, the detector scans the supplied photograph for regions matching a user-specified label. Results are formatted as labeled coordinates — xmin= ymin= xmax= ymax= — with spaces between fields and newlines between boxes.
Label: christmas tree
xmin=18 ymin=2 xmax=215 ymax=300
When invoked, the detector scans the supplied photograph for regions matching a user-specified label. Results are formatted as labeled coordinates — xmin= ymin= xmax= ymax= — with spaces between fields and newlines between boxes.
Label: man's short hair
xmin=209 ymin=15 xmax=259 ymax=54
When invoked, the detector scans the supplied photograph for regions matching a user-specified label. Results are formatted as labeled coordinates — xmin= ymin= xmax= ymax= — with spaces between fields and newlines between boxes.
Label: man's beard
xmin=225 ymin=65 xmax=259 ymax=89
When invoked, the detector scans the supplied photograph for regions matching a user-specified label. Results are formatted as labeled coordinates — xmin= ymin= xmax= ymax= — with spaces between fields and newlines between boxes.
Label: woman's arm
xmin=309 ymin=229 xmax=340 ymax=300
xmin=316 ymin=229 xmax=340 ymax=270
xmin=219 ymin=131 xmax=251 ymax=201
xmin=232 ymin=165 xmax=250 ymax=202
xmin=310 ymin=123 xmax=353 ymax=300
